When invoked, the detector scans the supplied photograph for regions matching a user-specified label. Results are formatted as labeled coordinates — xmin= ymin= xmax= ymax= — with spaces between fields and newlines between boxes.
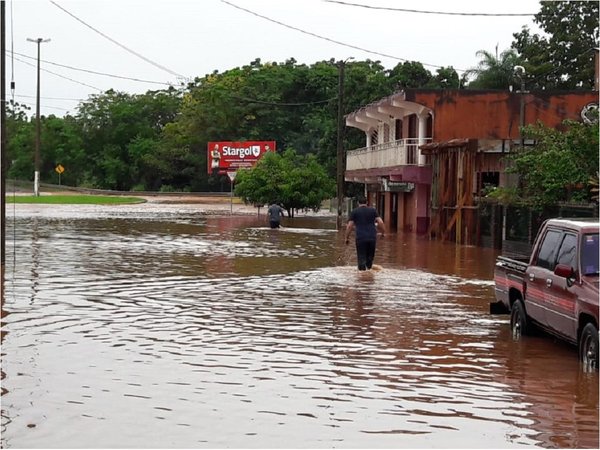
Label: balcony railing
xmin=346 ymin=138 xmax=432 ymax=171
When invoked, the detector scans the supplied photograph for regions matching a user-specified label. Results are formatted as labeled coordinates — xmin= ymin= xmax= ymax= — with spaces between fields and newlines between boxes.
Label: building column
xmin=397 ymin=193 xmax=406 ymax=231
xmin=410 ymin=113 xmax=430 ymax=233
xmin=384 ymin=192 xmax=392 ymax=228
xmin=366 ymin=130 xmax=372 ymax=147
xmin=418 ymin=113 xmax=428 ymax=165
xmin=415 ymin=183 xmax=429 ymax=234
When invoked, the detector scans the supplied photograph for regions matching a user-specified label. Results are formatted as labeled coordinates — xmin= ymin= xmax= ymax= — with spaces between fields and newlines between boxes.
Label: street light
xmin=514 ymin=65 xmax=526 ymax=146
xmin=27 ymin=37 xmax=50 ymax=197
xmin=336 ymin=57 xmax=353 ymax=230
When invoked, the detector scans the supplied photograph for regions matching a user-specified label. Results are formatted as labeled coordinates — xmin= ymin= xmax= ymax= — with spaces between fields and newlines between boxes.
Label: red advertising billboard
xmin=207 ymin=141 xmax=276 ymax=174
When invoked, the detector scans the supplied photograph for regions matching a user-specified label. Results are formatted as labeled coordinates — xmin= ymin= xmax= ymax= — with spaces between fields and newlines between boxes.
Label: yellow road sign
xmin=55 ymin=164 xmax=65 ymax=174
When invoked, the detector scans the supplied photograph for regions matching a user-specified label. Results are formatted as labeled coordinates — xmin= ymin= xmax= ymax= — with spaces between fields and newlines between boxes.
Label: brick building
xmin=344 ymin=89 xmax=598 ymax=242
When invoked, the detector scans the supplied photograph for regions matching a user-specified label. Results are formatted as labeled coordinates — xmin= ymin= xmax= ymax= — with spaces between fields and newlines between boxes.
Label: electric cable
xmin=14 ymin=93 xmax=85 ymax=102
xmin=230 ymin=94 xmax=337 ymax=106
xmin=16 ymin=100 xmax=72 ymax=112
xmin=323 ymin=0 xmax=536 ymax=17
xmin=49 ymin=0 xmax=186 ymax=79
xmin=220 ymin=0 xmax=466 ymax=72
xmin=12 ymin=54 xmax=103 ymax=91
xmin=7 ymin=50 xmax=173 ymax=86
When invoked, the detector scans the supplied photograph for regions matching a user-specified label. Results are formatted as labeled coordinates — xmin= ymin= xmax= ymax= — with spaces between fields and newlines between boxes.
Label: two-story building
xmin=345 ymin=89 xmax=598 ymax=243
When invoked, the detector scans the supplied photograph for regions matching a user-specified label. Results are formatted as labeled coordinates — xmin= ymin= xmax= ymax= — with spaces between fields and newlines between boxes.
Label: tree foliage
xmin=466 ymin=48 xmax=521 ymax=89
xmin=74 ymin=88 xmax=182 ymax=190
xmin=505 ymin=119 xmax=599 ymax=209
xmin=388 ymin=61 xmax=460 ymax=90
xmin=511 ymin=0 xmax=599 ymax=90
xmin=8 ymin=33 xmax=589 ymax=202
xmin=234 ymin=148 xmax=335 ymax=216
xmin=6 ymin=54 xmax=464 ymax=195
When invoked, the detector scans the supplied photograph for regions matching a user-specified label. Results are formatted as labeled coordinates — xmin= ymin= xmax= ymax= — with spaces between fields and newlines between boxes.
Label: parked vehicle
xmin=491 ymin=218 xmax=599 ymax=371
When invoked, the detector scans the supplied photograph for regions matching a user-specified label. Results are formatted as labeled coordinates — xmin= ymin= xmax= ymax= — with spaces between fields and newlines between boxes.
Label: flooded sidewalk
xmin=1 ymin=202 xmax=598 ymax=448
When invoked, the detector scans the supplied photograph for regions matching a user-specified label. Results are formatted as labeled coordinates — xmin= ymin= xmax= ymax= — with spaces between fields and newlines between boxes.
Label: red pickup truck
xmin=492 ymin=218 xmax=599 ymax=371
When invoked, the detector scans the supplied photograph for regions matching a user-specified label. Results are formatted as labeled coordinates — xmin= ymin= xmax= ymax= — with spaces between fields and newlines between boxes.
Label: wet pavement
xmin=1 ymin=202 xmax=598 ymax=448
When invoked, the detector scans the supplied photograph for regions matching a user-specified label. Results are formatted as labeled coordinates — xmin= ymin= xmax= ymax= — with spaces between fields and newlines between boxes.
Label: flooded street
xmin=2 ymin=201 xmax=598 ymax=448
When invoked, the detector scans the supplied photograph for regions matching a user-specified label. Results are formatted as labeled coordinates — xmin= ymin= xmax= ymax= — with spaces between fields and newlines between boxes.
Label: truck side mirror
xmin=554 ymin=264 xmax=576 ymax=286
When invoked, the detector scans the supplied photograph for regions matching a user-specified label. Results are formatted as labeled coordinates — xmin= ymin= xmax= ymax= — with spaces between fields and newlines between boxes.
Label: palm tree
xmin=466 ymin=48 xmax=522 ymax=90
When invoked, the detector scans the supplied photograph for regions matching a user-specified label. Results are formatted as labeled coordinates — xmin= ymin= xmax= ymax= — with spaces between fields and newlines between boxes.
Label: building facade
xmin=344 ymin=89 xmax=598 ymax=242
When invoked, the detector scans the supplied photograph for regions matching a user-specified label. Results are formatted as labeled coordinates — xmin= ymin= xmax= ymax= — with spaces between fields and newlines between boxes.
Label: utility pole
xmin=27 ymin=37 xmax=50 ymax=197
xmin=514 ymin=65 xmax=526 ymax=147
xmin=504 ymin=65 xmax=526 ymax=243
xmin=336 ymin=58 xmax=352 ymax=230
xmin=1 ymin=0 xmax=7 ymax=297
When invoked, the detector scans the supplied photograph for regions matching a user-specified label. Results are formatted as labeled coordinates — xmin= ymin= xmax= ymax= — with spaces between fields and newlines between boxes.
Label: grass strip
xmin=6 ymin=195 xmax=146 ymax=205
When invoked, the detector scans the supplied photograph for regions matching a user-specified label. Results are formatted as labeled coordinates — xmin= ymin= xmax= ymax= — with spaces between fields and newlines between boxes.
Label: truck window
xmin=581 ymin=233 xmax=599 ymax=276
xmin=536 ymin=229 xmax=562 ymax=270
xmin=556 ymin=233 xmax=577 ymax=269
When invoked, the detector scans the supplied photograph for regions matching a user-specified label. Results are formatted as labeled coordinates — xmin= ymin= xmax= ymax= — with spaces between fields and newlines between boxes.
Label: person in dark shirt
xmin=344 ymin=196 xmax=386 ymax=270
xmin=267 ymin=203 xmax=285 ymax=229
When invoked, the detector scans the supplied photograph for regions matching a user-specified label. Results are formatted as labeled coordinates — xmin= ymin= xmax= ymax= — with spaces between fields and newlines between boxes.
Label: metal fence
xmin=476 ymin=200 xmax=599 ymax=256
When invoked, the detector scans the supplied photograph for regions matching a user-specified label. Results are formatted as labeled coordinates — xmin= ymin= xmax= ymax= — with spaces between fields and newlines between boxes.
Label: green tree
xmin=511 ymin=1 xmax=599 ymax=90
xmin=39 ymin=115 xmax=86 ymax=186
xmin=388 ymin=61 xmax=432 ymax=89
xmin=505 ymin=119 xmax=599 ymax=209
xmin=466 ymin=48 xmax=521 ymax=89
xmin=6 ymin=57 xmax=463 ymax=194
xmin=174 ymin=59 xmax=322 ymax=190
xmin=75 ymin=87 xmax=181 ymax=190
xmin=5 ymin=101 xmax=35 ymax=182
xmin=234 ymin=148 xmax=335 ymax=217
xmin=175 ymin=58 xmax=393 ymax=187
xmin=425 ymin=66 xmax=461 ymax=89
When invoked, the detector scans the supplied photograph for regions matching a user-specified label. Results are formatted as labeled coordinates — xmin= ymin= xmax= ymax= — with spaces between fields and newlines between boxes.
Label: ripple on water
xmin=2 ymin=212 xmax=597 ymax=448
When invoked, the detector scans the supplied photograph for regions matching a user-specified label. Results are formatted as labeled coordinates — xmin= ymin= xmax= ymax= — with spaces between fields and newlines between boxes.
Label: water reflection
xmin=1 ymin=203 xmax=597 ymax=448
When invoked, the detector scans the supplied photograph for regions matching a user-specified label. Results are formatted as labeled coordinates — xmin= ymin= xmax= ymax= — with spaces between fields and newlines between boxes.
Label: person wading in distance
xmin=344 ymin=196 xmax=386 ymax=270
xmin=267 ymin=202 xmax=285 ymax=229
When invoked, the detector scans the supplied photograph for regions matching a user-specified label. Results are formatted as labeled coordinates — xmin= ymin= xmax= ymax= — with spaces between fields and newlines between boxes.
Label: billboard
xmin=207 ymin=141 xmax=276 ymax=174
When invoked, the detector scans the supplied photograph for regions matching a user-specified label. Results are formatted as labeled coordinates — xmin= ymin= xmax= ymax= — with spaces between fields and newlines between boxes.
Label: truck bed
xmin=491 ymin=256 xmax=528 ymax=314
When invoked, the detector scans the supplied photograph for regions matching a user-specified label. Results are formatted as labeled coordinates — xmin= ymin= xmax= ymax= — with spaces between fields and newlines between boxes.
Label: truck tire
xmin=510 ymin=300 xmax=529 ymax=340
xmin=579 ymin=323 xmax=599 ymax=372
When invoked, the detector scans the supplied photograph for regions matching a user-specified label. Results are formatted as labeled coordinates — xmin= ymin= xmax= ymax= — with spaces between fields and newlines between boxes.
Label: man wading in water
xmin=267 ymin=202 xmax=285 ymax=229
xmin=344 ymin=196 xmax=386 ymax=270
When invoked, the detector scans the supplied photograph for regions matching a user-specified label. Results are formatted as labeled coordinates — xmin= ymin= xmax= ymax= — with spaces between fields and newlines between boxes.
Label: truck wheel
xmin=510 ymin=301 xmax=528 ymax=340
xmin=579 ymin=323 xmax=599 ymax=372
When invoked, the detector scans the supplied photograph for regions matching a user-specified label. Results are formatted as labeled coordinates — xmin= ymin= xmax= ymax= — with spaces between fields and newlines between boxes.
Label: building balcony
xmin=346 ymin=138 xmax=432 ymax=171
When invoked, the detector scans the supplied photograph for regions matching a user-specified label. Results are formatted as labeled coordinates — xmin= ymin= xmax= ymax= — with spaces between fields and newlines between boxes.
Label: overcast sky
xmin=5 ymin=0 xmax=543 ymax=117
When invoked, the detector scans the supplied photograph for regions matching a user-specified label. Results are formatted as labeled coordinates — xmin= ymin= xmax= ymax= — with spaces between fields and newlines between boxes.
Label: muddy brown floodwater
xmin=1 ymin=200 xmax=598 ymax=448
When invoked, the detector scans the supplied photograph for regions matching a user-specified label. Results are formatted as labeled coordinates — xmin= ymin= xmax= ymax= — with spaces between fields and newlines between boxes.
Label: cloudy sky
xmin=5 ymin=0 xmax=543 ymax=117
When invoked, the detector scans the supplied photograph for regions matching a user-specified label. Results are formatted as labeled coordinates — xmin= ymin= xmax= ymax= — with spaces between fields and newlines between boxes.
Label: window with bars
xmin=371 ymin=129 xmax=378 ymax=145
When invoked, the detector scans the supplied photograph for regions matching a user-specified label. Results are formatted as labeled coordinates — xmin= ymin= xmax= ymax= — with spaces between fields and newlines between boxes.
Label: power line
xmin=49 ymin=0 xmax=186 ymax=79
xmin=7 ymin=50 xmax=173 ymax=86
xmin=14 ymin=93 xmax=85 ymax=101
xmin=323 ymin=0 xmax=535 ymax=17
xmin=12 ymin=54 xmax=103 ymax=91
xmin=231 ymin=94 xmax=337 ymax=106
xmin=14 ymin=99 xmax=72 ymax=112
xmin=220 ymin=0 xmax=465 ymax=72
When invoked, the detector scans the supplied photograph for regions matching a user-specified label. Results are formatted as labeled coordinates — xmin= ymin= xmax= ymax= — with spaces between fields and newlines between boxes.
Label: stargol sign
xmin=207 ymin=141 xmax=276 ymax=174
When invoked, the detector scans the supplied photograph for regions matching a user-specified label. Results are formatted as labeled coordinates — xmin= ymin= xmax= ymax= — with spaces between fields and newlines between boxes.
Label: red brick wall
xmin=403 ymin=90 xmax=598 ymax=142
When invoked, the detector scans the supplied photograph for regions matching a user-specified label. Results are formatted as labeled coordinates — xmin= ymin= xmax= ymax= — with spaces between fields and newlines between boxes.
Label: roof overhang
xmin=345 ymin=91 xmax=433 ymax=131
